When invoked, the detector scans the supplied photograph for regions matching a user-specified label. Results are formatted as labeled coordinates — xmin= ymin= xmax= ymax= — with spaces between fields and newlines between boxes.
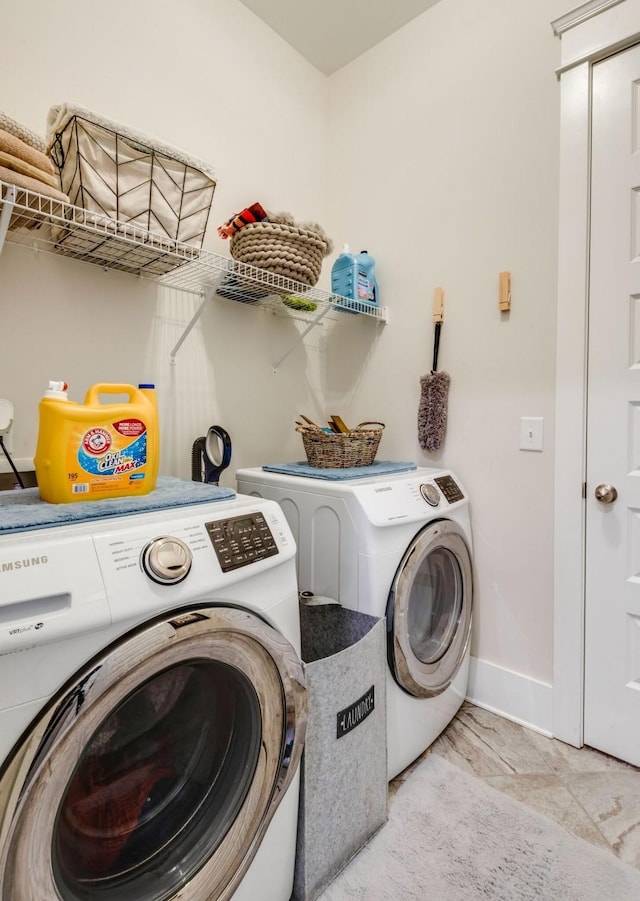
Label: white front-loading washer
xmin=236 ymin=466 xmax=473 ymax=780
xmin=0 ymin=488 xmax=306 ymax=901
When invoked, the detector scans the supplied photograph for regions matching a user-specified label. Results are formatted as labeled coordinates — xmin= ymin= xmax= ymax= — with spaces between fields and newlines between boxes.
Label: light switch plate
xmin=520 ymin=417 xmax=543 ymax=452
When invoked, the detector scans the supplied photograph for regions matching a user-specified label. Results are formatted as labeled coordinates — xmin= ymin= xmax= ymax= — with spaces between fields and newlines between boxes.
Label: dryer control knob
xmin=420 ymin=483 xmax=440 ymax=507
xmin=141 ymin=537 xmax=192 ymax=585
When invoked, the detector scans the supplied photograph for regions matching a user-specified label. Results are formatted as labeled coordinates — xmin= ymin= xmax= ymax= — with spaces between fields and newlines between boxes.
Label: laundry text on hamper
xmin=337 ymin=685 xmax=375 ymax=738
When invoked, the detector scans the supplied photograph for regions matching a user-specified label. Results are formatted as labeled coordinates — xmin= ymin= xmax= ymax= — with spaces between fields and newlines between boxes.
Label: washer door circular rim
xmin=0 ymin=605 xmax=307 ymax=901
xmin=387 ymin=519 xmax=473 ymax=698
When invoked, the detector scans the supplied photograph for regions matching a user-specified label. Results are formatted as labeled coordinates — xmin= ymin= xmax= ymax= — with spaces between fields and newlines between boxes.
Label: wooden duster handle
xmin=433 ymin=287 xmax=444 ymax=324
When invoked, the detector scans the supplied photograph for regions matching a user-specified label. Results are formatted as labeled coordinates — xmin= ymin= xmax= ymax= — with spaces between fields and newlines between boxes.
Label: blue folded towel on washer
xmin=261 ymin=461 xmax=417 ymax=480
xmin=0 ymin=476 xmax=235 ymax=533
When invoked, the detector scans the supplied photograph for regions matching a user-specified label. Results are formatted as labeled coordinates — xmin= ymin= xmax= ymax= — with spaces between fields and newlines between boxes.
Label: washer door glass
xmin=387 ymin=520 xmax=473 ymax=698
xmin=0 ymin=606 xmax=307 ymax=901
xmin=54 ymin=659 xmax=261 ymax=899
xmin=407 ymin=546 xmax=463 ymax=665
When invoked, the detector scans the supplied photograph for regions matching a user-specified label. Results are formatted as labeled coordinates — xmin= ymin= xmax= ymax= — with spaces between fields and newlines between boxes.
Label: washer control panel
xmin=205 ymin=511 xmax=278 ymax=572
xmin=434 ymin=475 xmax=465 ymax=504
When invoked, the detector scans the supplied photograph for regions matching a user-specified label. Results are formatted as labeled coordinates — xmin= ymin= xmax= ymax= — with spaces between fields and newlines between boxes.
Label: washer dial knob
xmin=420 ymin=483 xmax=440 ymax=507
xmin=141 ymin=536 xmax=192 ymax=584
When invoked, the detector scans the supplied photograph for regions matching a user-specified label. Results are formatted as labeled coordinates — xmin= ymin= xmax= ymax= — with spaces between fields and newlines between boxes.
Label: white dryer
xmin=236 ymin=466 xmax=473 ymax=780
xmin=0 ymin=487 xmax=306 ymax=901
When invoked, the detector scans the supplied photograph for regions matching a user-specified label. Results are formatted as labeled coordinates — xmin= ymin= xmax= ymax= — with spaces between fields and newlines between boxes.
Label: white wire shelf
xmin=0 ymin=181 xmax=389 ymax=326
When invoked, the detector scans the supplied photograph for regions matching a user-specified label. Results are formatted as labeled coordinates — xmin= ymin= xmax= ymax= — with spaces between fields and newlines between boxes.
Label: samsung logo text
xmin=1 ymin=555 xmax=49 ymax=573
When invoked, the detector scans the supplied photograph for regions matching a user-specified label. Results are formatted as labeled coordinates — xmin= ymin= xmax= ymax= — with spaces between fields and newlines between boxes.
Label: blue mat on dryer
xmin=262 ymin=460 xmax=417 ymax=480
xmin=0 ymin=476 xmax=236 ymax=534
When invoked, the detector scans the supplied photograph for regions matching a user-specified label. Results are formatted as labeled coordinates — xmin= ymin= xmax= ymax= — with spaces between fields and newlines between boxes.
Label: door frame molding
xmin=553 ymin=0 xmax=640 ymax=745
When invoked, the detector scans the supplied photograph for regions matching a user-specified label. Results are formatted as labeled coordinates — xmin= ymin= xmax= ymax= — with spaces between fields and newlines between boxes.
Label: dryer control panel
xmin=205 ymin=511 xmax=278 ymax=573
xmin=350 ymin=471 xmax=468 ymax=527
xmin=434 ymin=475 xmax=465 ymax=504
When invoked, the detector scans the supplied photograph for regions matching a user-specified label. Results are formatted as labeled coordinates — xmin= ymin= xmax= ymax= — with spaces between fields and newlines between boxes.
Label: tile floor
xmin=391 ymin=702 xmax=640 ymax=872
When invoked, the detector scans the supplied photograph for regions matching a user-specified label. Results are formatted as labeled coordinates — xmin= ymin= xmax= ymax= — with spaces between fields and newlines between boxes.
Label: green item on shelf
xmin=281 ymin=295 xmax=318 ymax=313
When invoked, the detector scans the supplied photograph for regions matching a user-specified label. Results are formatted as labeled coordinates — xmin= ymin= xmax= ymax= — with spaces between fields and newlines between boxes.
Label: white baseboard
xmin=466 ymin=656 xmax=554 ymax=737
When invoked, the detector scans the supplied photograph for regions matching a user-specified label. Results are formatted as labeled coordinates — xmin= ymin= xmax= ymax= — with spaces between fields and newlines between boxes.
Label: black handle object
xmin=432 ymin=321 xmax=442 ymax=373
xmin=203 ymin=426 xmax=232 ymax=485
xmin=191 ymin=437 xmax=206 ymax=482
xmin=191 ymin=427 xmax=232 ymax=485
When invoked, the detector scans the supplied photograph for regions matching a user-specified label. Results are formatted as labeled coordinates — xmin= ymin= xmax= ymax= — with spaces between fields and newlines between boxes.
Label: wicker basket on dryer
xmin=296 ymin=422 xmax=385 ymax=468
xmin=230 ymin=214 xmax=333 ymax=287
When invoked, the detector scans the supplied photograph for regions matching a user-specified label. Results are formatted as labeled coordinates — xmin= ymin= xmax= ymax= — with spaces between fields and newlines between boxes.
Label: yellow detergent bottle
xmin=34 ymin=381 xmax=159 ymax=504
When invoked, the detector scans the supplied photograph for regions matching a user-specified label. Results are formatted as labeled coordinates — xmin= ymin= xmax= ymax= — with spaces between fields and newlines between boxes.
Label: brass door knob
xmin=595 ymin=484 xmax=618 ymax=504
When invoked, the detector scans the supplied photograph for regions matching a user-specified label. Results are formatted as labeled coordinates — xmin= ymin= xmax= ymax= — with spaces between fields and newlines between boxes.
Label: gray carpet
xmin=318 ymin=753 xmax=640 ymax=900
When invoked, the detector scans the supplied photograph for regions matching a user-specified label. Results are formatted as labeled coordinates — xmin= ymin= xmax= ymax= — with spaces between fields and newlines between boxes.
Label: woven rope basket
xmin=296 ymin=422 xmax=384 ymax=468
xmin=230 ymin=221 xmax=331 ymax=287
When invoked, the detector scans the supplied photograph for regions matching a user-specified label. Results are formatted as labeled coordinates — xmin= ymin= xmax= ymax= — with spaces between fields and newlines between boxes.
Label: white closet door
xmin=585 ymin=42 xmax=640 ymax=766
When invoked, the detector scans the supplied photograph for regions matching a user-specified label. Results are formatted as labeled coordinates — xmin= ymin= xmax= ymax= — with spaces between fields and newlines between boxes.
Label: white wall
xmin=1 ymin=0 xmax=566 ymax=702
xmin=0 ymin=0 xmax=330 ymax=478
xmin=325 ymin=0 xmax=567 ymax=688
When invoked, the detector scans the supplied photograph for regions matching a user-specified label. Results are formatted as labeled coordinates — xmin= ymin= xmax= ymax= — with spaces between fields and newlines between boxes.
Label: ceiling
xmin=237 ymin=0 xmax=443 ymax=75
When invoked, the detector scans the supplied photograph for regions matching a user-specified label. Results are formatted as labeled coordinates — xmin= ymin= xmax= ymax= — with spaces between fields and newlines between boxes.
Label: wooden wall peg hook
xmin=499 ymin=271 xmax=511 ymax=312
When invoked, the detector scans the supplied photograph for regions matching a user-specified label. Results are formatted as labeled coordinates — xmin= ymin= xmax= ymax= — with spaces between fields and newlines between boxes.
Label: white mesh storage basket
xmin=49 ymin=111 xmax=216 ymax=247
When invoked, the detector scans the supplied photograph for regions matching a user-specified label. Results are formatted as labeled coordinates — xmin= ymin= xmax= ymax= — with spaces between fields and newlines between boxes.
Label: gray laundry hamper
xmin=293 ymin=602 xmax=388 ymax=901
